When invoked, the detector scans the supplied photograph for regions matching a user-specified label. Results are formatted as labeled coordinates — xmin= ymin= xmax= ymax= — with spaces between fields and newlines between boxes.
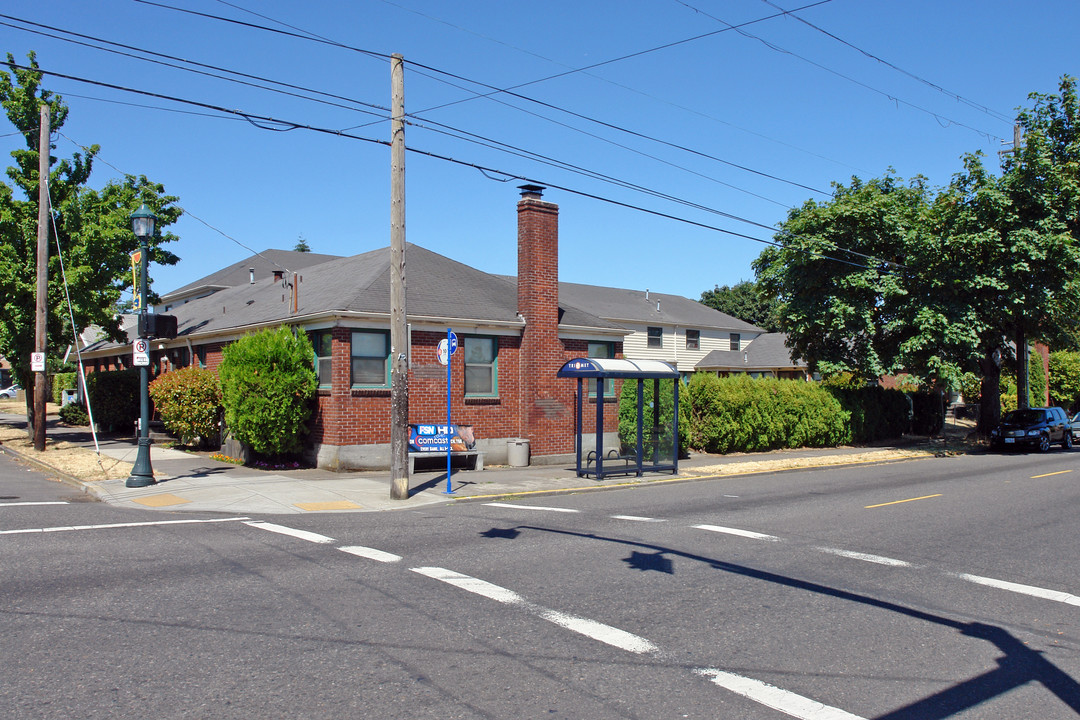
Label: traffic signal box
xmin=138 ymin=313 xmax=178 ymax=339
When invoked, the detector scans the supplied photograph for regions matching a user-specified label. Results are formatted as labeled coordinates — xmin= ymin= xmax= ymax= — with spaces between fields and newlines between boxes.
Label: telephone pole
xmin=1001 ymin=123 xmax=1032 ymax=409
xmin=389 ymin=53 xmax=410 ymax=500
xmin=33 ymin=105 xmax=49 ymax=452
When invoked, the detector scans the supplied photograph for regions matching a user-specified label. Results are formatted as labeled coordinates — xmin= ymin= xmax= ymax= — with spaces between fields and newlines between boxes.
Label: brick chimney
xmin=516 ymin=185 xmax=568 ymax=454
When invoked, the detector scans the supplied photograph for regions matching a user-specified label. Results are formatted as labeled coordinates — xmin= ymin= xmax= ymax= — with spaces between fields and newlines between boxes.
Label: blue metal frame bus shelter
xmin=557 ymin=358 xmax=680 ymax=480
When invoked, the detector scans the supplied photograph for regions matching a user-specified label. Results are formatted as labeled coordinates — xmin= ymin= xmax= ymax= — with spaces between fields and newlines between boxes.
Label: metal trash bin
xmin=61 ymin=389 xmax=78 ymax=406
xmin=507 ymin=438 xmax=530 ymax=467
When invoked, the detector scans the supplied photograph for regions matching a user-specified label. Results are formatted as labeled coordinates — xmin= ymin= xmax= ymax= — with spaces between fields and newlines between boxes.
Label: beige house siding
xmin=620 ymin=324 xmax=761 ymax=373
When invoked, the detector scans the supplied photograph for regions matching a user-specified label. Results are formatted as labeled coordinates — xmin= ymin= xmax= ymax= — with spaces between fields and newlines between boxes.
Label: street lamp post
xmin=127 ymin=204 xmax=157 ymax=488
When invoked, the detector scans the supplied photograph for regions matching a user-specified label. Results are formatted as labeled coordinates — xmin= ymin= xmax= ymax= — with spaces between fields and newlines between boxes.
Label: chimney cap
xmin=518 ymin=184 xmax=545 ymax=198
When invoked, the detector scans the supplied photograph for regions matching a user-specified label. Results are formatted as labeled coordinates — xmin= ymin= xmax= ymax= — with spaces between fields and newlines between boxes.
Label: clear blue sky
xmin=2 ymin=1 xmax=1077 ymax=302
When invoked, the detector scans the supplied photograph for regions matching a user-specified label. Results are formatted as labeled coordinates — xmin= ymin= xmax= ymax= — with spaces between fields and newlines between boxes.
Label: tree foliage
xmin=699 ymin=280 xmax=779 ymax=332
xmin=0 ymin=52 xmax=181 ymax=420
xmin=753 ymin=76 xmax=1080 ymax=434
xmin=218 ymin=326 xmax=318 ymax=457
xmin=1049 ymin=350 xmax=1080 ymax=410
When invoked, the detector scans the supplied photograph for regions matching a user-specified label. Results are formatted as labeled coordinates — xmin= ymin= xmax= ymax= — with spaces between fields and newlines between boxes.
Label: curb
xmin=0 ymin=443 xmax=97 ymax=496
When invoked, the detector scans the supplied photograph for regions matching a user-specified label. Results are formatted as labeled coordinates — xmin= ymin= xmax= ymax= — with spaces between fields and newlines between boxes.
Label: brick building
xmin=81 ymin=186 xmax=629 ymax=469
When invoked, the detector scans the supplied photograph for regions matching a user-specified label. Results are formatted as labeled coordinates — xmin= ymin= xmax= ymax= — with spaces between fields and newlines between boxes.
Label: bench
xmin=408 ymin=450 xmax=485 ymax=474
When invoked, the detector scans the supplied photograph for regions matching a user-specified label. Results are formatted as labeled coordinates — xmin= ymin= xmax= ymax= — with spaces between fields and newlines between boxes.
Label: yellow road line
xmin=1031 ymin=470 xmax=1073 ymax=479
xmin=865 ymin=493 xmax=942 ymax=509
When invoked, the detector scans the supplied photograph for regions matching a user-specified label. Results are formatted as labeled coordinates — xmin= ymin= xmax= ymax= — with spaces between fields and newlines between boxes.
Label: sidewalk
xmin=0 ymin=414 xmax=963 ymax=515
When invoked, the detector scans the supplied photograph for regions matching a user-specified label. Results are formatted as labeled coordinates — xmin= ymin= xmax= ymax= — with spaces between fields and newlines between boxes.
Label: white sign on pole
xmin=133 ymin=339 xmax=150 ymax=367
xmin=30 ymin=352 xmax=45 ymax=372
xmin=437 ymin=338 xmax=449 ymax=366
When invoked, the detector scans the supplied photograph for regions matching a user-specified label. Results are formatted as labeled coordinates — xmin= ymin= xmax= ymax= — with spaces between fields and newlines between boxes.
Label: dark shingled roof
xmin=557 ymin=281 xmax=764 ymax=332
xmin=696 ymin=332 xmax=806 ymax=370
xmin=161 ymin=249 xmax=343 ymax=302
xmin=86 ymin=244 xmax=620 ymax=351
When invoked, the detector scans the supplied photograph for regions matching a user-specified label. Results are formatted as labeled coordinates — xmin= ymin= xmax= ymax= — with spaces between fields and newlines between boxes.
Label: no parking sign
xmin=133 ymin=338 xmax=150 ymax=367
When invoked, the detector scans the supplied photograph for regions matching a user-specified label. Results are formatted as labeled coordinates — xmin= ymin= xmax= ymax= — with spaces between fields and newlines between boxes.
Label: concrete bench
xmin=408 ymin=450 xmax=484 ymax=474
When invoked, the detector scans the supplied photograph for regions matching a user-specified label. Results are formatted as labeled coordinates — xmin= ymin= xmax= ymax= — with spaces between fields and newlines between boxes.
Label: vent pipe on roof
xmin=645 ymin=288 xmax=649 ymax=300
xmin=273 ymin=269 xmax=284 ymax=282
xmin=249 ymin=268 xmax=255 ymax=284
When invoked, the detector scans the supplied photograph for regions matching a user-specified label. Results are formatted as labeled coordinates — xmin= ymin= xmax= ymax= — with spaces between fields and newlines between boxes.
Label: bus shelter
xmin=557 ymin=357 xmax=680 ymax=480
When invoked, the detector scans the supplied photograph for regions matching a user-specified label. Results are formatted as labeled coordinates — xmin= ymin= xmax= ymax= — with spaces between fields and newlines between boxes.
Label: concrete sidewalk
xmin=1 ymin=415 xmax=958 ymax=515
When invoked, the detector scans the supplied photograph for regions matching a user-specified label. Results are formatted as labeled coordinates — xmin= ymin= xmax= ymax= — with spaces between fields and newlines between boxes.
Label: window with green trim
xmin=464 ymin=336 xmax=497 ymax=397
xmin=308 ymin=331 xmax=333 ymax=388
xmin=351 ymin=330 xmax=389 ymax=387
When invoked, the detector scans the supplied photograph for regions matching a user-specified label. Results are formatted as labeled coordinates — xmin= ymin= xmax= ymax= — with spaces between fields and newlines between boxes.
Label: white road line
xmin=696 ymin=669 xmax=865 ymax=720
xmin=693 ymin=524 xmax=781 ymax=542
xmin=0 ymin=517 xmax=249 ymax=535
xmin=610 ymin=515 xmax=665 ymax=522
xmin=485 ymin=502 xmax=579 ymax=513
xmin=537 ymin=608 xmax=659 ymax=654
xmin=818 ymin=547 xmax=913 ymax=567
xmin=953 ymin=572 xmax=1080 ymax=606
xmin=412 ymin=567 xmax=525 ymax=605
xmin=411 ymin=566 xmax=658 ymax=654
xmin=0 ymin=501 xmax=68 ymax=507
xmin=244 ymin=520 xmax=334 ymax=544
xmin=338 ymin=545 xmax=402 ymax=563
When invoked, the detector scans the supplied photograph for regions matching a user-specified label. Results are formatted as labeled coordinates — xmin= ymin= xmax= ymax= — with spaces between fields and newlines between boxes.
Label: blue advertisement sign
xmin=409 ymin=424 xmax=474 ymax=453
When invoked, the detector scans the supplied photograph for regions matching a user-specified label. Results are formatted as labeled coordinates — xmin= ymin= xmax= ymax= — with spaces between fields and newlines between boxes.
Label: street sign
xmin=30 ymin=352 xmax=45 ymax=372
xmin=133 ymin=338 xmax=150 ymax=367
xmin=447 ymin=330 xmax=458 ymax=355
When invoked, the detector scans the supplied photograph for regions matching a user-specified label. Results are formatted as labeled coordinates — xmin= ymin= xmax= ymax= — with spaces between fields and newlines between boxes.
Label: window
xmin=308 ymin=331 xmax=333 ymax=388
xmin=464 ymin=336 xmax=497 ymax=397
xmin=647 ymin=326 xmax=663 ymax=348
xmin=195 ymin=345 xmax=207 ymax=369
xmin=685 ymin=329 xmax=700 ymax=350
xmin=729 ymin=333 xmax=741 ymax=351
xmin=587 ymin=341 xmax=616 ymax=397
xmin=352 ymin=330 xmax=389 ymax=387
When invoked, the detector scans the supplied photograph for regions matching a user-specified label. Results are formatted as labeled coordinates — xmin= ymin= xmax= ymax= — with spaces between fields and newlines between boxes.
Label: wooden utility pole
xmin=1003 ymin=123 xmax=1033 ymax=410
xmin=389 ymin=53 xmax=410 ymax=499
xmin=33 ymin=105 xmax=49 ymax=452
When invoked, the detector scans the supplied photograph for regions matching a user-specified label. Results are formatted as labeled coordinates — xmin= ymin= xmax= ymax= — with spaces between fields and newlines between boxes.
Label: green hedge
xmin=149 ymin=366 xmax=223 ymax=447
xmin=616 ymin=377 xmax=690 ymax=459
xmin=85 ymin=369 xmax=140 ymax=432
xmin=825 ymin=385 xmax=910 ymax=443
xmin=52 ymin=372 xmax=78 ymax=405
xmin=679 ymin=374 xmax=849 ymax=454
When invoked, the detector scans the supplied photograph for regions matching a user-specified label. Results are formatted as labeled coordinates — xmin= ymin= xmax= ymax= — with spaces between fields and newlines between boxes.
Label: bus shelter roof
xmin=556 ymin=357 xmax=678 ymax=379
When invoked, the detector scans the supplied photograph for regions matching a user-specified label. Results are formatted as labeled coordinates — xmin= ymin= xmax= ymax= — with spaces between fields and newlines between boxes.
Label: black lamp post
xmin=127 ymin=204 xmax=157 ymax=488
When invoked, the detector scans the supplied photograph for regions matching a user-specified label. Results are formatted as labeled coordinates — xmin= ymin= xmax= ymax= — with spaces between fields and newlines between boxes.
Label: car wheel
xmin=1064 ymin=432 xmax=1073 ymax=450
xmin=1039 ymin=434 xmax=1051 ymax=452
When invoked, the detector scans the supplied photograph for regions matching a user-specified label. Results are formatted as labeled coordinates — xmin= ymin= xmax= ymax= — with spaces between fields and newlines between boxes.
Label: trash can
xmin=61 ymin=389 xmax=78 ymax=406
xmin=507 ymin=438 xmax=530 ymax=467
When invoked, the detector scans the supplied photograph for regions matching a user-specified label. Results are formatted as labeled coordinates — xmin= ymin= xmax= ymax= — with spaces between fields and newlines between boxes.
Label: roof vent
xmin=273 ymin=270 xmax=284 ymax=282
xmin=518 ymin=184 xmax=545 ymax=198
xmin=249 ymin=268 xmax=255 ymax=284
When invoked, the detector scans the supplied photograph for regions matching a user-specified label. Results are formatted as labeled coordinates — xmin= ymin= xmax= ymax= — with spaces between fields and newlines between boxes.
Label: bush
xmin=59 ymin=402 xmax=90 ymax=426
xmin=1050 ymin=350 xmax=1080 ymax=411
xmin=219 ymin=326 xmax=318 ymax=457
xmin=910 ymin=391 xmax=945 ymax=436
xmin=825 ymin=385 xmax=910 ymax=443
xmin=52 ymin=372 xmax=78 ymax=405
xmin=680 ymin=374 xmax=848 ymax=454
xmin=149 ymin=366 xmax=223 ymax=447
xmin=85 ymin=369 xmax=140 ymax=432
xmin=617 ymin=376 xmax=689 ymax=460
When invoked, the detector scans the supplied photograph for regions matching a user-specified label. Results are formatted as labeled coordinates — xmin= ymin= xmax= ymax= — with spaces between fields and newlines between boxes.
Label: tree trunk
xmin=978 ymin=349 xmax=1002 ymax=435
xmin=1015 ymin=322 xmax=1029 ymax=410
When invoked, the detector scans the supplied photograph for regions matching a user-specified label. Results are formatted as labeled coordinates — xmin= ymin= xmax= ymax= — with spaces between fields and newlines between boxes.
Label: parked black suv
xmin=990 ymin=407 xmax=1072 ymax=452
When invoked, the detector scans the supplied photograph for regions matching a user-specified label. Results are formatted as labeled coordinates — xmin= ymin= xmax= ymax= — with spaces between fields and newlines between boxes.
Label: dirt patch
xmin=0 ymin=421 xmax=133 ymax=482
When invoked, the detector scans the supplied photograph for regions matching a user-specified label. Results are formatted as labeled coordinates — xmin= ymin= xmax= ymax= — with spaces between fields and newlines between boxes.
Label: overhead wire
xmin=672 ymin=0 xmax=1006 ymax=143
xmin=758 ymin=0 xmax=1013 ymax=124
xmin=8 ymin=60 xmax=901 ymax=273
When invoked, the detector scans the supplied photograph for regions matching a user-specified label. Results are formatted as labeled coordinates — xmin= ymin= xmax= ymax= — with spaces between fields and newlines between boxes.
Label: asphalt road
xmin=2 ymin=448 xmax=1079 ymax=718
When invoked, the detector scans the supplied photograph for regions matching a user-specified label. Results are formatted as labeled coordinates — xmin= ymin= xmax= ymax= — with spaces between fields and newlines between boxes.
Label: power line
xmin=758 ymin=0 xmax=1013 ymax=124
xmin=8 ymin=60 xmax=899 ymax=272
xmin=672 ymin=0 xmax=1006 ymax=143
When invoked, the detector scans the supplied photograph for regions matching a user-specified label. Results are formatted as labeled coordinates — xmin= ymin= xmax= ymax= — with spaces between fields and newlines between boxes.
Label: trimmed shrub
xmin=52 ymin=372 xmax=78 ymax=405
xmin=59 ymin=402 xmax=90 ymax=426
xmin=910 ymin=391 xmax=945 ymax=436
xmin=149 ymin=366 xmax=223 ymax=447
xmin=85 ymin=369 xmax=140 ymax=432
xmin=825 ymin=385 xmax=910 ymax=443
xmin=218 ymin=326 xmax=318 ymax=457
xmin=680 ymin=374 xmax=849 ymax=454
xmin=1050 ymin=350 xmax=1080 ymax=411
xmin=617 ymin=377 xmax=690 ymax=459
